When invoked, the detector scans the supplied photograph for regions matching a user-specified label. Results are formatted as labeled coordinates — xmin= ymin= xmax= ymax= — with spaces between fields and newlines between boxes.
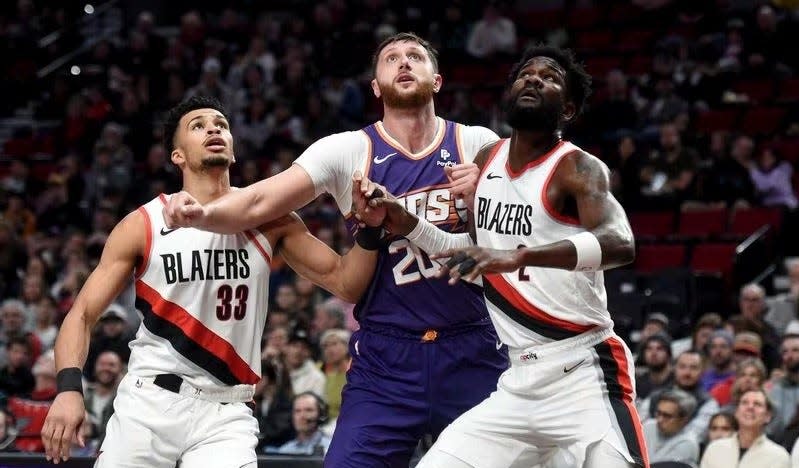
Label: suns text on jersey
xmin=396 ymin=188 xmax=467 ymax=224
xmin=160 ymin=249 xmax=250 ymax=284
xmin=476 ymin=196 xmax=533 ymax=236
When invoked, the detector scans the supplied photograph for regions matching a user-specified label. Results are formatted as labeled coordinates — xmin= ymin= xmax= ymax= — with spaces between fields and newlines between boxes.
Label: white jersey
xmin=294 ymin=117 xmax=498 ymax=216
xmin=128 ymin=194 xmax=271 ymax=395
xmin=475 ymin=139 xmax=612 ymax=349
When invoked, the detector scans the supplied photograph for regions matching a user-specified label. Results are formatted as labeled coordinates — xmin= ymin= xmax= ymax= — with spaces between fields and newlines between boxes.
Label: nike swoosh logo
xmin=373 ymin=152 xmax=397 ymax=164
xmin=563 ymin=359 xmax=585 ymax=373
xmin=487 ymin=173 xmax=502 ymax=180
xmin=160 ymin=227 xmax=178 ymax=236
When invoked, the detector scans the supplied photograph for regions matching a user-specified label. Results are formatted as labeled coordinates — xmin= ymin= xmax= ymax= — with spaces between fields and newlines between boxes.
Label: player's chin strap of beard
xmin=445 ymin=251 xmax=478 ymax=276
xmin=354 ymin=188 xmax=391 ymax=250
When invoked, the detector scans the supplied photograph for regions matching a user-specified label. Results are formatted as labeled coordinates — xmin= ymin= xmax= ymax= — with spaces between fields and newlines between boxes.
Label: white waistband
xmin=126 ymin=374 xmax=255 ymax=403
xmin=508 ymin=327 xmax=615 ymax=364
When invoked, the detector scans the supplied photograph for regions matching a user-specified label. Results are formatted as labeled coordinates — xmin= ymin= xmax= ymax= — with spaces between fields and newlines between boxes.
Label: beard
xmin=379 ymin=78 xmax=436 ymax=109
xmin=201 ymin=154 xmax=232 ymax=169
xmin=504 ymin=93 xmax=561 ymax=132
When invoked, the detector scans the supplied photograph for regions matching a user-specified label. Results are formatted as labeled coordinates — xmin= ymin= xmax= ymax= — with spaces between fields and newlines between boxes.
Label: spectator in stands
xmin=293 ymin=276 xmax=321 ymax=320
xmin=262 ymin=325 xmax=290 ymax=361
xmin=311 ymin=300 xmax=346 ymax=344
xmin=672 ymin=313 xmax=724 ymax=357
xmin=734 ymin=283 xmax=781 ymax=368
xmin=185 ymin=57 xmax=234 ymax=111
xmin=465 ymin=1 xmax=516 ymax=60
xmin=766 ymin=259 xmax=799 ymax=335
xmin=707 ymin=412 xmax=737 ymax=444
xmin=607 ymin=133 xmax=645 ymax=209
xmin=710 ymin=357 xmax=767 ymax=409
xmin=705 ymin=135 xmax=756 ymax=207
xmin=641 ymin=350 xmax=719 ymax=440
xmin=285 ymin=327 xmax=325 ymax=397
xmin=701 ymin=330 xmax=736 ymax=392
xmin=0 ymin=219 xmax=27 ymax=297
xmin=701 ymin=389 xmax=790 ymax=468
xmin=255 ymin=358 xmax=295 ymax=449
xmin=589 ymin=70 xmax=639 ymax=143
xmin=84 ymin=350 xmax=123 ymax=445
xmin=732 ymin=332 xmax=764 ymax=364
xmin=318 ymin=329 xmax=350 ymax=425
xmin=3 ymin=191 xmax=36 ymax=239
xmin=7 ymin=350 xmax=57 ymax=452
xmin=266 ymin=392 xmax=331 ymax=455
xmin=84 ymin=304 xmax=133 ymax=381
xmin=750 ymin=146 xmax=797 ymax=210
xmin=0 ymin=336 xmax=35 ymax=397
xmin=272 ymin=283 xmax=300 ymax=320
xmin=643 ymin=388 xmax=700 ymax=467
xmin=31 ymin=296 xmax=58 ymax=351
xmin=641 ymin=312 xmax=671 ymax=343
xmin=639 ymin=122 xmax=699 ymax=209
xmin=0 ymin=299 xmax=42 ymax=368
xmin=768 ymin=334 xmax=799 ymax=437
xmin=636 ymin=333 xmax=675 ymax=400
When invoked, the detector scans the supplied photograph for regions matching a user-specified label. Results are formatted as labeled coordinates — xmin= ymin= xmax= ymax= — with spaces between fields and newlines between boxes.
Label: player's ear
xmin=171 ymin=148 xmax=185 ymax=167
xmin=371 ymin=78 xmax=381 ymax=99
xmin=433 ymin=73 xmax=442 ymax=94
xmin=561 ymin=101 xmax=577 ymax=123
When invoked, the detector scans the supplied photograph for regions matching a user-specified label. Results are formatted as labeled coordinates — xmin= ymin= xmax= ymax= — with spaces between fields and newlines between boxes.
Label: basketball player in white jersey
xmin=353 ymin=46 xmax=647 ymax=468
xmin=40 ymin=96 xmax=378 ymax=467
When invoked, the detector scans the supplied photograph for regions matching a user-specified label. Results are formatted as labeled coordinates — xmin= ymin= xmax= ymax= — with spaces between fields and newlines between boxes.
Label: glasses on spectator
xmin=655 ymin=410 xmax=679 ymax=420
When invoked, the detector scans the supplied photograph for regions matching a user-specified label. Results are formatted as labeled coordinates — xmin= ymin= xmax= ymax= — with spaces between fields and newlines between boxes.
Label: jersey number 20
xmin=217 ymin=284 xmax=248 ymax=320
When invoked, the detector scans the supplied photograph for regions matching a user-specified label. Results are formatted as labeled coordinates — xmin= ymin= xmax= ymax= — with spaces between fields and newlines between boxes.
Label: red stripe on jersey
xmin=505 ymin=140 xmax=566 ymax=179
xmin=244 ymin=230 xmax=272 ymax=266
xmin=484 ymin=273 xmax=593 ymax=334
xmin=158 ymin=193 xmax=168 ymax=205
xmin=135 ymin=280 xmax=260 ymax=384
xmin=478 ymin=139 xmax=507 ymax=180
xmin=606 ymin=336 xmax=650 ymax=468
xmin=135 ymin=206 xmax=153 ymax=278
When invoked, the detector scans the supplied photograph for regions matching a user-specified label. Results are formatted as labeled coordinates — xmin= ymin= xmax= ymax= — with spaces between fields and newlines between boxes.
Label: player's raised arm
xmin=164 ymin=164 xmax=317 ymax=234
xmin=42 ymin=211 xmax=145 ymax=463
xmin=271 ymin=213 xmax=379 ymax=303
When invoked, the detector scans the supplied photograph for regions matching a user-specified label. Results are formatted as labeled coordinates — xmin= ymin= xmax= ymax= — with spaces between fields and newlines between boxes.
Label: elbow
xmin=617 ymin=243 xmax=636 ymax=266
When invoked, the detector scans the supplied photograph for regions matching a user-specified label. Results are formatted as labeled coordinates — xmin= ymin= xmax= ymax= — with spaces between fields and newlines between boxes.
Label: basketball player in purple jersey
xmin=163 ymin=33 xmax=508 ymax=467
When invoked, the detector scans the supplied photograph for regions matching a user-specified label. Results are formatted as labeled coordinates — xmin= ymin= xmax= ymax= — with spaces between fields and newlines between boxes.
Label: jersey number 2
xmin=217 ymin=284 xmax=248 ymax=320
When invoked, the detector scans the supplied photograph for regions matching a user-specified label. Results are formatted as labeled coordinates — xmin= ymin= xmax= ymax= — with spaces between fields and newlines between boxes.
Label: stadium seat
xmin=733 ymin=79 xmax=775 ymax=104
xmin=676 ymin=207 xmax=728 ymax=238
xmin=739 ymin=107 xmax=787 ymax=135
xmin=575 ymin=31 xmax=615 ymax=53
xmin=617 ymin=30 xmax=656 ymax=53
xmin=629 ymin=211 xmax=675 ymax=240
xmin=778 ymin=78 xmax=799 ymax=102
xmin=729 ymin=207 xmax=783 ymax=238
xmin=694 ymin=109 xmax=740 ymax=133
xmin=690 ymin=242 xmax=738 ymax=279
xmin=567 ymin=6 xmax=603 ymax=30
xmin=635 ymin=244 xmax=687 ymax=272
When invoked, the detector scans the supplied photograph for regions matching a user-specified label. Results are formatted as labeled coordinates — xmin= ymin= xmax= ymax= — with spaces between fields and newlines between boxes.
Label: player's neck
xmin=380 ymin=104 xmax=438 ymax=154
xmin=182 ymin=170 xmax=232 ymax=204
xmin=507 ymin=130 xmax=562 ymax=172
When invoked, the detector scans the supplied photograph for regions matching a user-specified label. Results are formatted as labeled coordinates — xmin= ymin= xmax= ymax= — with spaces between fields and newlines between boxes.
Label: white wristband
xmin=405 ymin=217 xmax=474 ymax=255
xmin=567 ymin=232 xmax=602 ymax=272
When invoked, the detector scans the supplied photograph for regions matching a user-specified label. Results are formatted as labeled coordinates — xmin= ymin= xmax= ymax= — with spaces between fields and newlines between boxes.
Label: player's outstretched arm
xmin=274 ymin=213 xmax=378 ymax=303
xmin=164 ymin=164 xmax=317 ymax=234
xmin=42 ymin=212 xmax=144 ymax=464
xmin=436 ymin=150 xmax=635 ymax=283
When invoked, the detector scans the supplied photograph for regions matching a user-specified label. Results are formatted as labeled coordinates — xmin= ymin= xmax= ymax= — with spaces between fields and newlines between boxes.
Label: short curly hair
xmin=507 ymin=45 xmax=592 ymax=119
xmin=162 ymin=95 xmax=229 ymax=154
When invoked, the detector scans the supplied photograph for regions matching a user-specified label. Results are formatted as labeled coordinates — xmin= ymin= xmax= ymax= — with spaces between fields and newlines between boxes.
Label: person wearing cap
xmin=768 ymin=334 xmax=799 ymax=438
xmin=635 ymin=333 xmax=674 ymax=400
xmin=733 ymin=332 xmax=763 ymax=362
xmin=83 ymin=304 xmax=133 ymax=382
xmin=700 ymin=330 xmax=736 ymax=392
xmin=641 ymin=312 xmax=670 ymax=343
xmin=285 ymin=327 xmax=325 ymax=398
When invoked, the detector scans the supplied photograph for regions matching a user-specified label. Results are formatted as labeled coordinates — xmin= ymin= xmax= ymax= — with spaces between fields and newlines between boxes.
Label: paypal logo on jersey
xmin=436 ymin=149 xmax=455 ymax=168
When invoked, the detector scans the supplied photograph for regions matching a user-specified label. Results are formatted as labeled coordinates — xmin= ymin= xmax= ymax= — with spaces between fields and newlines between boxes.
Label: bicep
xmin=72 ymin=214 xmax=143 ymax=323
xmin=566 ymin=154 xmax=629 ymax=232
xmin=278 ymin=218 xmax=340 ymax=282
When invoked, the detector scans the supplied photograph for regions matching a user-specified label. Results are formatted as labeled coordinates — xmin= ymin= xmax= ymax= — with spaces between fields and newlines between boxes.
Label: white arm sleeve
xmin=293 ymin=131 xmax=370 ymax=215
xmin=405 ymin=217 xmax=474 ymax=255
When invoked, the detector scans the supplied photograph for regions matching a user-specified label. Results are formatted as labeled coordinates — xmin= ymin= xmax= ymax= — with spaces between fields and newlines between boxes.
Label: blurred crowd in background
xmin=1 ymin=0 xmax=799 ymax=464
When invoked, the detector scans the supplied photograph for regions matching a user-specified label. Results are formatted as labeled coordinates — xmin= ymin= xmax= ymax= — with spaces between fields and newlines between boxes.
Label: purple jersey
xmin=351 ymin=120 xmax=488 ymax=330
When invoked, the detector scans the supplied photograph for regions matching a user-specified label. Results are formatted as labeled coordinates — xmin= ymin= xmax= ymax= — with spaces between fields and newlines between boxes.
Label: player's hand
xmin=431 ymin=247 xmax=522 ymax=285
xmin=42 ymin=391 xmax=86 ymax=464
xmin=444 ymin=163 xmax=479 ymax=211
xmin=352 ymin=171 xmax=388 ymax=227
xmin=163 ymin=191 xmax=207 ymax=228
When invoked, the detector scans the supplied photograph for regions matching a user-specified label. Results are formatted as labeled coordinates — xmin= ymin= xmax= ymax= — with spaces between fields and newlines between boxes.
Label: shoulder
xmin=555 ymin=147 xmax=611 ymax=193
xmin=456 ymin=123 xmax=500 ymax=147
xmin=306 ymin=130 xmax=369 ymax=152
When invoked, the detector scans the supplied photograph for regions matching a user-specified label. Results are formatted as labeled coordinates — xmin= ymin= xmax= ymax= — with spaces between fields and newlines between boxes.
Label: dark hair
xmin=161 ymin=96 xmax=228 ymax=154
xmin=294 ymin=391 xmax=329 ymax=425
xmin=507 ymin=45 xmax=592 ymax=118
xmin=371 ymin=32 xmax=439 ymax=75
xmin=709 ymin=412 xmax=738 ymax=432
xmin=6 ymin=335 xmax=30 ymax=352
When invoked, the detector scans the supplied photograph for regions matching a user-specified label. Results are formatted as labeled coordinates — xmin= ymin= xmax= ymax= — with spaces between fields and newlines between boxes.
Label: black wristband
xmin=355 ymin=225 xmax=385 ymax=250
xmin=56 ymin=367 xmax=84 ymax=395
